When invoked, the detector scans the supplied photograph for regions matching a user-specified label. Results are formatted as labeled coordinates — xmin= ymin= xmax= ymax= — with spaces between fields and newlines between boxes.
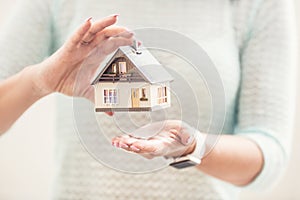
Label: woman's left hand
xmin=112 ymin=120 xmax=200 ymax=159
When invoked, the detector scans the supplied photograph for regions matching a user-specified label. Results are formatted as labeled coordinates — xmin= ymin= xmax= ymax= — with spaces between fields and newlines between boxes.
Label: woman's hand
xmin=0 ymin=15 xmax=133 ymax=133
xmin=33 ymin=15 xmax=134 ymax=101
xmin=111 ymin=120 xmax=201 ymax=159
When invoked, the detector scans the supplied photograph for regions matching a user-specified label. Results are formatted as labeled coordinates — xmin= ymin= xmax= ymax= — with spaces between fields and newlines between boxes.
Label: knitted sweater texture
xmin=0 ymin=0 xmax=296 ymax=199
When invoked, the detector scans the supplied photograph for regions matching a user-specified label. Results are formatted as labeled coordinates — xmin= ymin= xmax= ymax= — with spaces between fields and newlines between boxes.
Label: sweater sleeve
xmin=0 ymin=0 xmax=53 ymax=80
xmin=233 ymin=0 xmax=297 ymax=191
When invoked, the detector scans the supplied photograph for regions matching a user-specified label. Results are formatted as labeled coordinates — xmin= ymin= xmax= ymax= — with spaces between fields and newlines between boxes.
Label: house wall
xmin=95 ymin=82 xmax=151 ymax=108
xmin=150 ymin=82 xmax=171 ymax=110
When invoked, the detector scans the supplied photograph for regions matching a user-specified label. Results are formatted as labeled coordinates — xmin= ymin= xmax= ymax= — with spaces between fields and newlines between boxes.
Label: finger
xmin=90 ymin=27 xmax=134 ymax=48
xmin=66 ymin=17 xmax=92 ymax=48
xmin=138 ymin=41 xmax=142 ymax=46
xmin=112 ymin=137 xmax=122 ymax=148
xmin=113 ymin=141 xmax=154 ymax=160
xmin=129 ymin=140 xmax=157 ymax=153
xmin=101 ymin=26 xmax=133 ymax=38
xmin=140 ymin=153 xmax=155 ymax=159
xmin=112 ymin=136 xmax=157 ymax=154
xmin=105 ymin=111 xmax=114 ymax=116
xmin=169 ymin=129 xmax=181 ymax=141
xmin=81 ymin=14 xmax=119 ymax=43
xmin=169 ymin=128 xmax=193 ymax=145
xmin=112 ymin=135 xmax=134 ymax=149
xmin=98 ymin=37 xmax=134 ymax=55
xmin=112 ymin=135 xmax=139 ymax=146
xmin=117 ymin=30 xmax=135 ymax=39
xmin=112 ymin=138 xmax=130 ymax=149
xmin=113 ymin=136 xmax=153 ymax=154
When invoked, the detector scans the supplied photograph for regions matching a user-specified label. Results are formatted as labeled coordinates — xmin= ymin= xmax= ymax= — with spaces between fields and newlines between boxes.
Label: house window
xmin=119 ymin=62 xmax=127 ymax=74
xmin=112 ymin=63 xmax=117 ymax=74
xmin=140 ymin=88 xmax=148 ymax=101
xmin=157 ymin=86 xmax=167 ymax=104
xmin=103 ymin=89 xmax=118 ymax=104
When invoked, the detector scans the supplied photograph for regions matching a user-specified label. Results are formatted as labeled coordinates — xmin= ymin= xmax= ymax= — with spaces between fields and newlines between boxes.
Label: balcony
xmin=99 ymin=73 xmax=144 ymax=82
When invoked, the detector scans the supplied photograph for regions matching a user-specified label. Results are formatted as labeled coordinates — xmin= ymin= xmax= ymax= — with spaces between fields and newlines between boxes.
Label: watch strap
xmin=169 ymin=130 xmax=206 ymax=169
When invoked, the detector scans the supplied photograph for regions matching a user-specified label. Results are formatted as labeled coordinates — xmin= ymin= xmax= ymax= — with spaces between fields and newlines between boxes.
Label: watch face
xmin=169 ymin=155 xmax=201 ymax=169
xmin=170 ymin=159 xmax=198 ymax=169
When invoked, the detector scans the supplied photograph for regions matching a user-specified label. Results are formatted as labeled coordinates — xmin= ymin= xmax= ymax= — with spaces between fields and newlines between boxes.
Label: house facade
xmin=91 ymin=46 xmax=173 ymax=112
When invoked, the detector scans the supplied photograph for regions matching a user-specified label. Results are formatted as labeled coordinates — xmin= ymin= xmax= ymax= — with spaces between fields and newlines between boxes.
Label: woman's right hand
xmin=32 ymin=15 xmax=134 ymax=102
xmin=0 ymin=15 xmax=133 ymax=133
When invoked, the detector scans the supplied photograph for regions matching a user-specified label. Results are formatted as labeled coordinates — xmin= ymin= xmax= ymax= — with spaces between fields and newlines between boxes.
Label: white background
xmin=0 ymin=0 xmax=299 ymax=199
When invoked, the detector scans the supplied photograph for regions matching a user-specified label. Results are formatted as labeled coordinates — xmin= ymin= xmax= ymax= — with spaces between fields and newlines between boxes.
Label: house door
xmin=131 ymin=88 xmax=140 ymax=108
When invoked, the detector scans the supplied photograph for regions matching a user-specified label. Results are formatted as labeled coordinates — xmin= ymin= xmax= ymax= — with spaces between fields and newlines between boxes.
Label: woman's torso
xmin=52 ymin=0 xmax=241 ymax=199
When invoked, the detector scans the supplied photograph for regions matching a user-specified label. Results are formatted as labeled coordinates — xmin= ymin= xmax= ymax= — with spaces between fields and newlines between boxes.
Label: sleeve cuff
xmin=235 ymin=131 xmax=287 ymax=191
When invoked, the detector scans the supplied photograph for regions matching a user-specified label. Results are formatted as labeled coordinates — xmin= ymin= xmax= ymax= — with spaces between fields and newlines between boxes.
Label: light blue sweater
xmin=0 ymin=0 xmax=296 ymax=199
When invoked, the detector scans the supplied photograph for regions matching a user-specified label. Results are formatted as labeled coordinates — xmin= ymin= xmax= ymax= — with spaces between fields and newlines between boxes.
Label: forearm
xmin=196 ymin=134 xmax=264 ymax=186
xmin=0 ymin=65 xmax=47 ymax=134
xmin=113 ymin=121 xmax=264 ymax=186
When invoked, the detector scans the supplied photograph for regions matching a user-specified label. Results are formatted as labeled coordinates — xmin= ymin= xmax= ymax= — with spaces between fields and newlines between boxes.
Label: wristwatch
xmin=168 ymin=131 xmax=205 ymax=169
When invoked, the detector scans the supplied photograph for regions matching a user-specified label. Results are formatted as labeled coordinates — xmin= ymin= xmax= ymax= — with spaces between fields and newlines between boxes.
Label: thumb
xmin=169 ymin=126 xmax=195 ymax=145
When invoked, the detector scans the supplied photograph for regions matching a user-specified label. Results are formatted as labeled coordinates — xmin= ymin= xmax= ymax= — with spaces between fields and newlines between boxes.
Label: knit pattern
xmin=0 ymin=0 xmax=296 ymax=199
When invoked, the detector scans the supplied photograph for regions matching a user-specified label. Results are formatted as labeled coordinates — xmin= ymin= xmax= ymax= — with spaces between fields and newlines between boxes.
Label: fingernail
xmin=86 ymin=17 xmax=92 ymax=22
xmin=138 ymin=41 xmax=142 ymax=46
xmin=112 ymin=141 xmax=116 ymax=147
xmin=112 ymin=14 xmax=120 ymax=19
xmin=120 ymin=143 xmax=129 ymax=149
xmin=130 ymin=146 xmax=140 ymax=152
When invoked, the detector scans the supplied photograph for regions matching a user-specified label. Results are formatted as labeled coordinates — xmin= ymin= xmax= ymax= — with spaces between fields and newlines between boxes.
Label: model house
xmin=91 ymin=45 xmax=174 ymax=112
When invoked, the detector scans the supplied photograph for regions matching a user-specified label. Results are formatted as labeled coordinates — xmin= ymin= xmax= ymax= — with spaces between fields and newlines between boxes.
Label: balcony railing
xmin=98 ymin=73 xmax=144 ymax=82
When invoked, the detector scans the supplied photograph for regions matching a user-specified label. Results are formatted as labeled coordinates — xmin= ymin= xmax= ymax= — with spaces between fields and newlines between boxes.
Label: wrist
xmin=182 ymin=139 xmax=197 ymax=156
xmin=183 ymin=132 xmax=206 ymax=157
xmin=25 ymin=64 xmax=53 ymax=98
xmin=168 ymin=132 xmax=205 ymax=169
